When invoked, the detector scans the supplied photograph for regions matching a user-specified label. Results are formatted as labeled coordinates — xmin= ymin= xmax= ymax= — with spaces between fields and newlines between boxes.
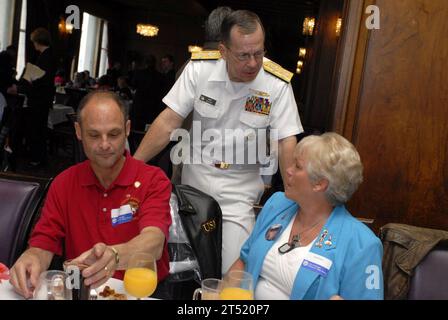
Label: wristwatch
xmin=110 ymin=246 xmax=120 ymax=266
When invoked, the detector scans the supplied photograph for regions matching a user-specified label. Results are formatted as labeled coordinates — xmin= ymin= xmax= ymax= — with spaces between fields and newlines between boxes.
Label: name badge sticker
xmin=301 ymin=252 xmax=333 ymax=277
xmin=111 ymin=204 xmax=133 ymax=227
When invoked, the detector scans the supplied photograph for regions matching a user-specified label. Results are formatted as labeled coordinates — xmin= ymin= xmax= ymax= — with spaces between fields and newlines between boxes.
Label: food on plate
xmin=98 ymin=285 xmax=127 ymax=300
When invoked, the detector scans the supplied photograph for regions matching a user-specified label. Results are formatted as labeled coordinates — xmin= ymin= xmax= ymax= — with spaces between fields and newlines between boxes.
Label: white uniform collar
xmin=209 ymin=59 xmax=267 ymax=97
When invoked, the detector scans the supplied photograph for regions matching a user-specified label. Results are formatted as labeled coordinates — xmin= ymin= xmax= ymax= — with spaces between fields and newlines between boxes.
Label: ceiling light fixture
xmin=302 ymin=17 xmax=315 ymax=36
xmin=136 ymin=23 xmax=159 ymax=37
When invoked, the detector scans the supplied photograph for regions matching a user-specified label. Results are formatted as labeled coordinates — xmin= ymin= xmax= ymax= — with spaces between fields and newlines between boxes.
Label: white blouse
xmin=255 ymin=214 xmax=315 ymax=300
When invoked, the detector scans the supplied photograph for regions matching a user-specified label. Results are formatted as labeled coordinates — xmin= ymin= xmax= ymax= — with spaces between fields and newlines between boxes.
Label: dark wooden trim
xmin=331 ymin=0 xmax=377 ymax=144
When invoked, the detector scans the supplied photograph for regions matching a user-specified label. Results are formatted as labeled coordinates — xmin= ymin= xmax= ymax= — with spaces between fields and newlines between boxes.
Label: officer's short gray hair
xmin=220 ymin=10 xmax=265 ymax=46
xmin=77 ymin=91 xmax=129 ymax=125
xmin=295 ymin=132 xmax=363 ymax=206
xmin=205 ymin=7 xmax=233 ymax=42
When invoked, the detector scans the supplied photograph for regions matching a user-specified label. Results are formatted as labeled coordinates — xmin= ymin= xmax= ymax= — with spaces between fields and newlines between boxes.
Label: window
xmin=98 ymin=22 xmax=109 ymax=77
xmin=16 ymin=0 xmax=27 ymax=79
xmin=0 ymin=0 xmax=15 ymax=51
xmin=78 ymin=12 xmax=108 ymax=78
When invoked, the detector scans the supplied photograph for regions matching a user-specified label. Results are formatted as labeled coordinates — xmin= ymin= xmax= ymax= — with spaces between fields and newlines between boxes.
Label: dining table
xmin=0 ymin=277 xmax=156 ymax=300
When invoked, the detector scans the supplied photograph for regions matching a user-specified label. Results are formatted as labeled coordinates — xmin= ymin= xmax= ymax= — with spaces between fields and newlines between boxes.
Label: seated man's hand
xmin=9 ymin=249 xmax=46 ymax=299
xmin=71 ymin=243 xmax=117 ymax=289
xmin=330 ymin=295 xmax=344 ymax=300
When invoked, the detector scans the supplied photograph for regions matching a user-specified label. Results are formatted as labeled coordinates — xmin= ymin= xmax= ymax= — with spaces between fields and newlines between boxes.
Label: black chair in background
xmin=64 ymin=88 xmax=88 ymax=112
xmin=0 ymin=173 xmax=52 ymax=267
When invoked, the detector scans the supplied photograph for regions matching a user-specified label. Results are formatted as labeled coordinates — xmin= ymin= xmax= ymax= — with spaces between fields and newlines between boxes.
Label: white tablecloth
xmin=0 ymin=281 xmax=23 ymax=300
xmin=48 ymin=104 xmax=74 ymax=129
xmin=0 ymin=277 xmax=156 ymax=300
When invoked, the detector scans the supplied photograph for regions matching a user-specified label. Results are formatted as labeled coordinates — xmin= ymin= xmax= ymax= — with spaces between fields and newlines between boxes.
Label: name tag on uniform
xmin=111 ymin=204 xmax=133 ymax=227
xmin=199 ymin=94 xmax=217 ymax=106
xmin=301 ymin=252 xmax=333 ymax=277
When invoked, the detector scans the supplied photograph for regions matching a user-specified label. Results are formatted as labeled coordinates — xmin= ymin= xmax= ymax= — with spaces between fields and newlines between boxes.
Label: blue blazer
xmin=241 ymin=192 xmax=384 ymax=300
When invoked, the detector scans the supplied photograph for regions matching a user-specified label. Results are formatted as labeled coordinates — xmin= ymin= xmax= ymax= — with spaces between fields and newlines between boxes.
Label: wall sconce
xmin=299 ymin=48 xmax=307 ymax=58
xmin=302 ymin=17 xmax=315 ymax=36
xmin=136 ymin=24 xmax=159 ymax=37
xmin=58 ymin=16 xmax=73 ymax=35
xmin=188 ymin=45 xmax=203 ymax=53
xmin=297 ymin=60 xmax=304 ymax=68
xmin=335 ymin=18 xmax=342 ymax=36
xmin=296 ymin=68 xmax=302 ymax=74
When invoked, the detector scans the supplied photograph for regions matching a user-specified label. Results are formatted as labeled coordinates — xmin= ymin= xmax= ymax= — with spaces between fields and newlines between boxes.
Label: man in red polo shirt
xmin=9 ymin=91 xmax=172 ymax=299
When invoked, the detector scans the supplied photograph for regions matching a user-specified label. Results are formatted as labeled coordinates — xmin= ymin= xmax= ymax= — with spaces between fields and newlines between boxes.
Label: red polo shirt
xmin=29 ymin=151 xmax=172 ymax=281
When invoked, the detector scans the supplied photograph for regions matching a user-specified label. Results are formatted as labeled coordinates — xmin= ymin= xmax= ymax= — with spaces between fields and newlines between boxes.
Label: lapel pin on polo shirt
xmin=134 ymin=181 xmax=141 ymax=188
xmin=265 ymin=224 xmax=282 ymax=241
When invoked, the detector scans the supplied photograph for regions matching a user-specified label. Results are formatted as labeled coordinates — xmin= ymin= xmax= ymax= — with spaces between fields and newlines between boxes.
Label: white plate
xmin=95 ymin=278 xmax=157 ymax=300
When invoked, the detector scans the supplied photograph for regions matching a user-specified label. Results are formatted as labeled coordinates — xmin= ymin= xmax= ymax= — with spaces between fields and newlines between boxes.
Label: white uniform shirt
xmin=163 ymin=58 xmax=303 ymax=166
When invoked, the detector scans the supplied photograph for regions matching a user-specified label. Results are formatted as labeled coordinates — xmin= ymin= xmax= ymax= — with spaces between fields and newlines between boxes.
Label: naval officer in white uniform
xmin=134 ymin=10 xmax=303 ymax=273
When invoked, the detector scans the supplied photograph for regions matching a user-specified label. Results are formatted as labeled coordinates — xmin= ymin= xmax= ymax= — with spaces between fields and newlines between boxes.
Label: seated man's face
xmin=76 ymin=98 xmax=130 ymax=170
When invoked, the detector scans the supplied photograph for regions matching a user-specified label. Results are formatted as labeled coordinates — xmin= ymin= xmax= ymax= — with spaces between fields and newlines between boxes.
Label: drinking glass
xmin=192 ymin=278 xmax=223 ymax=300
xmin=33 ymin=270 xmax=72 ymax=300
xmin=220 ymin=270 xmax=254 ymax=300
xmin=124 ymin=252 xmax=157 ymax=299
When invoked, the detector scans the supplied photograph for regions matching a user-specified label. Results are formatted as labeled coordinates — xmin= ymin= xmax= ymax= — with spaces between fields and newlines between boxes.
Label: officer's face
xmin=220 ymin=24 xmax=265 ymax=83
xmin=75 ymin=98 xmax=130 ymax=172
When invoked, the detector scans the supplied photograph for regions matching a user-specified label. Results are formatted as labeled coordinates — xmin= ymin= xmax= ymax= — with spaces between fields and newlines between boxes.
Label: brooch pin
xmin=324 ymin=235 xmax=333 ymax=246
xmin=265 ymin=224 xmax=282 ymax=241
xmin=315 ymin=229 xmax=328 ymax=248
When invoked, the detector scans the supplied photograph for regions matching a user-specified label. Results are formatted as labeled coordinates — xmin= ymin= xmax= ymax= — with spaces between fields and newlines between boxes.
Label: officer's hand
xmin=9 ymin=250 xmax=43 ymax=299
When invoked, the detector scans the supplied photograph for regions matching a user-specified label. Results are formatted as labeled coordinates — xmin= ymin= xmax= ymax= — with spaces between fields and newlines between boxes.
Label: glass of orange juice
xmin=220 ymin=270 xmax=254 ymax=300
xmin=193 ymin=278 xmax=223 ymax=300
xmin=124 ymin=252 xmax=157 ymax=299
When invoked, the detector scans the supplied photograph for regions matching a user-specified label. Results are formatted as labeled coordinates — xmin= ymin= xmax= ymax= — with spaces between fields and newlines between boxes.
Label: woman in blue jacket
xmin=229 ymin=132 xmax=383 ymax=300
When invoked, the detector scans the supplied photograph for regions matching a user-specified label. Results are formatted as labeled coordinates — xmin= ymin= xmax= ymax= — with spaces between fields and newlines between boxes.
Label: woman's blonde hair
xmin=295 ymin=132 xmax=363 ymax=206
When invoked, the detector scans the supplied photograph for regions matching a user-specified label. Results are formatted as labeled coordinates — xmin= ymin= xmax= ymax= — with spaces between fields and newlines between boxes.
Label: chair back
xmin=408 ymin=244 xmax=448 ymax=300
xmin=0 ymin=173 xmax=51 ymax=267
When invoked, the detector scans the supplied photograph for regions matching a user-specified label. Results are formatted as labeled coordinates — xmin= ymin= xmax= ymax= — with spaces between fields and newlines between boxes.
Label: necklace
xmin=278 ymin=216 xmax=324 ymax=254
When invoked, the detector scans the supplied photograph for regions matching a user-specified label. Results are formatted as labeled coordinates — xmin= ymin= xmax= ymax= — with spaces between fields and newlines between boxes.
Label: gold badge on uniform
xmin=245 ymin=89 xmax=271 ymax=115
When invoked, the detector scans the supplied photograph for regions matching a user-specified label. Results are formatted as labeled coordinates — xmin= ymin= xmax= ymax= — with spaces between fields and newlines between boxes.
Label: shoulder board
xmin=263 ymin=60 xmax=293 ymax=83
xmin=191 ymin=50 xmax=221 ymax=60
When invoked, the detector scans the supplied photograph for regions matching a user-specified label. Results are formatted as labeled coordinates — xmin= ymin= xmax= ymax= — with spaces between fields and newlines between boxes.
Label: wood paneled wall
xmin=333 ymin=0 xmax=448 ymax=231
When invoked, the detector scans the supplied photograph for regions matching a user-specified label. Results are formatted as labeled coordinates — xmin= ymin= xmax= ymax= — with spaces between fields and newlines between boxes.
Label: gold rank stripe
xmin=191 ymin=50 xmax=221 ymax=60
xmin=263 ymin=60 xmax=294 ymax=83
